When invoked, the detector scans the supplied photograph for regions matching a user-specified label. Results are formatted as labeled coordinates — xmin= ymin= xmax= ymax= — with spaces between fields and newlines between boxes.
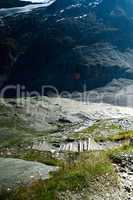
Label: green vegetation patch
xmin=0 ymin=104 xmax=52 ymax=148
xmin=95 ymin=131 xmax=133 ymax=142
xmin=0 ymin=126 xmax=51 ymax=148
xmin=69 ymin=120 xmax=123 ymax=140
xmin=107 ymin=143 xmax=133 ymax=162
xmin=0 ymin=151 xmax=117 ymax=200
xmin=19 ymin=149 xmax=63 ymax=166
xmin=109 ymin=131 xmax=133 ymax=142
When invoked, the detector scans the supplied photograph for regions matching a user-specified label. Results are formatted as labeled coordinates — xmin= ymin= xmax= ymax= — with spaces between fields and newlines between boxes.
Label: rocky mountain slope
xmin=0 ymin=1 xmax=133 ymax=199
xmin=0 ymin=96 xmax=132 ymax=199
xmin=0 ymin=0 xmax=133 ymax=101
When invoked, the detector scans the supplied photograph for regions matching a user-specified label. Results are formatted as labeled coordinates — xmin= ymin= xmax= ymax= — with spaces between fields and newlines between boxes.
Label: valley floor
xmin=0 ymin=97 xmax=132 ymax=199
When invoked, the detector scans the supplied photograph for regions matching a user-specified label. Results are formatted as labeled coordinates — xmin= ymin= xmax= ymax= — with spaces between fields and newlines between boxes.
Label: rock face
xmin=0 ymin=0 xmax=31 ymax=8
xmin=0 ymin=0 xmax=133 ymax=100
xmin=0 ymin=0 xmax=56 ymax=9
xmin=0 ymin=158 xmax=58 ymax=189
xmin=0 ymin=97 xmax=132 ymax=199
xmin=114 ymin=153 xmax=133 ymax=199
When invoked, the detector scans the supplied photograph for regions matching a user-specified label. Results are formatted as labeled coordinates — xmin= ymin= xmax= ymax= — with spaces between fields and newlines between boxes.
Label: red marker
xmin=73 ymin=73 xmax=80 ymax=80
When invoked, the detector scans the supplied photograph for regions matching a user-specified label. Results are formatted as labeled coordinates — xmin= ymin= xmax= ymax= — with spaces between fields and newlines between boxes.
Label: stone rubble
xmin=116 ymin=153 xmax=133 ymax=199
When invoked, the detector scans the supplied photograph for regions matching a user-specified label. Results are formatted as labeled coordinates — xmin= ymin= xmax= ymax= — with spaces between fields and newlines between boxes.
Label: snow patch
xmin=0 ymin=0 xmax=56 ymax=17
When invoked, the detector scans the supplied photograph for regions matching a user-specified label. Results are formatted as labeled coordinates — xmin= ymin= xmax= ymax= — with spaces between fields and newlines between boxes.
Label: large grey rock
xmin=0 ymin=158 xmax=58 ymax=189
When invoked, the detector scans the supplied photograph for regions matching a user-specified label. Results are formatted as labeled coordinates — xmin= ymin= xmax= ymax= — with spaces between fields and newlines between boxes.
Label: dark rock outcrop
xmin=0 ymin=0 xmax=133 ymax=96
xmin=0 ymin=0 xmax=31 ymax=8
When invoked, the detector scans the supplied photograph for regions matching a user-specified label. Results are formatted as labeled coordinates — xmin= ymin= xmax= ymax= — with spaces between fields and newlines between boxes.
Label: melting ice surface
xmin=0 ymin=0 xmax=56 ymax=17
